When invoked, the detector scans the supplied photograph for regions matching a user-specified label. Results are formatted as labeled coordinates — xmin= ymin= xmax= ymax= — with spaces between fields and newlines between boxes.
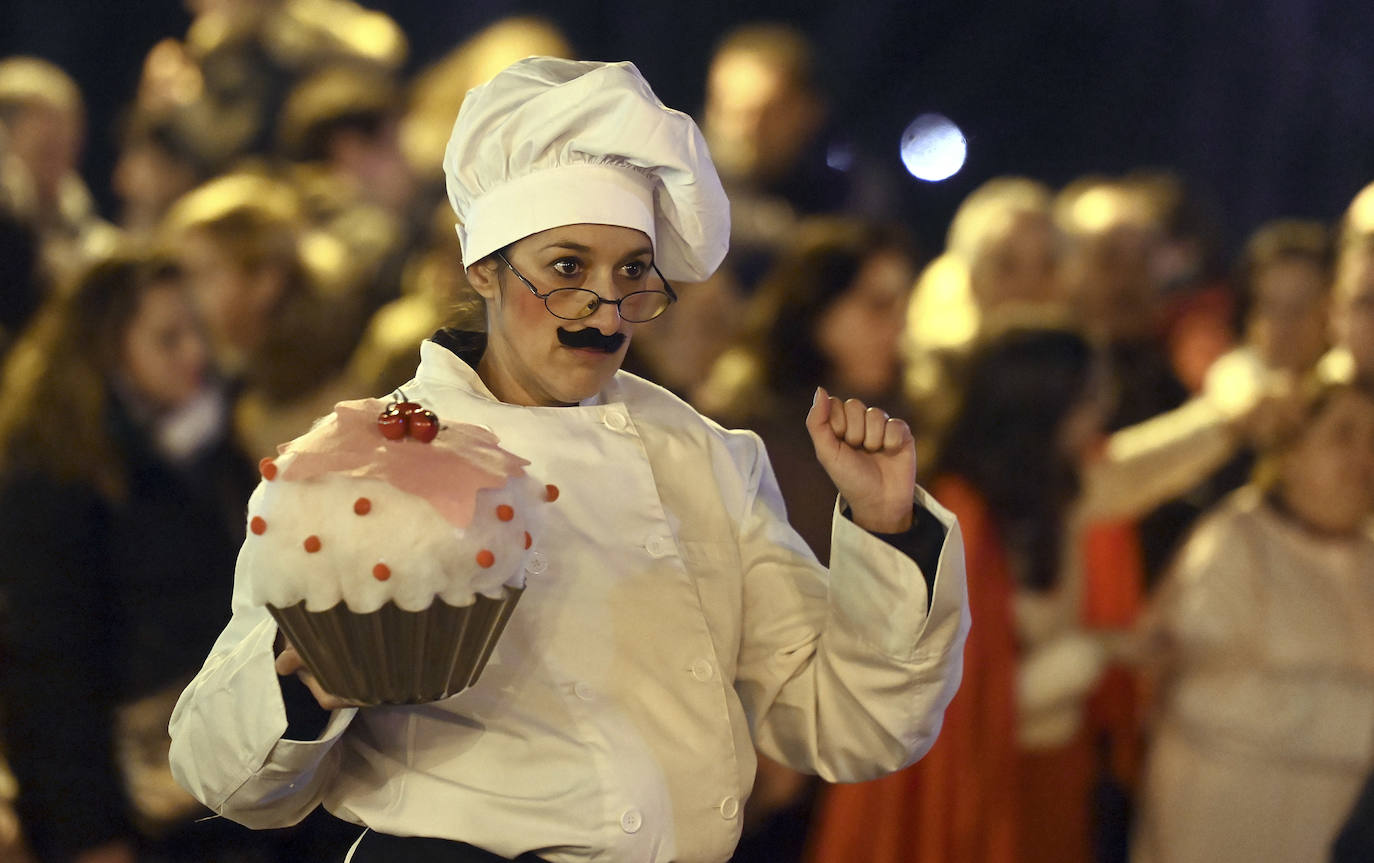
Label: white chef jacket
xmin=169 ymin=337 xmax=969 ymax=863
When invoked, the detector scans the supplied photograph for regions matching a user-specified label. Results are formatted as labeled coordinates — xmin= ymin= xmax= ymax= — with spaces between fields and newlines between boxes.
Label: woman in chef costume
xmin=169 ymin=57 xmax=970 ymax=863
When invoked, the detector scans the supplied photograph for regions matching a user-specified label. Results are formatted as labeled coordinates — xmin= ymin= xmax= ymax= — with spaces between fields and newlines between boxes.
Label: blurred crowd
xmin=0 ymin=2 xmax=1372 ymax=862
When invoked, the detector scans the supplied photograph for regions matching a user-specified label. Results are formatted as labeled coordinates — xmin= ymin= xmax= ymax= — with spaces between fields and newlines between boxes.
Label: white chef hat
xmin=443 ymin=57 xmax=730 ymax=283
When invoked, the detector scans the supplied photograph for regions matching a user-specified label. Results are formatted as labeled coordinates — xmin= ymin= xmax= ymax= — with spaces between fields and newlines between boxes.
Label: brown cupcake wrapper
xmin=268 ymin=586 xmax=523 ymax=706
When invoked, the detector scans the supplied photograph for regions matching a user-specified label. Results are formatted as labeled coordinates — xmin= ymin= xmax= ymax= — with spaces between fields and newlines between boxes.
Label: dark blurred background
xmin=5 ymin=0 xmax=1373 ymax=255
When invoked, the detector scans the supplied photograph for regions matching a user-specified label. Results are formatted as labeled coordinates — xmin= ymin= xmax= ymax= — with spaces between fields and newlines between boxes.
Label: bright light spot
xmin=900 ymin=113 xmax=966 ymax=182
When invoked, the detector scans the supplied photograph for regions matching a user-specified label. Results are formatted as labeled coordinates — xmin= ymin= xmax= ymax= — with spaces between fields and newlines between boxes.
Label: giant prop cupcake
xmin=240 ymin=394 xmax=555 ymax=705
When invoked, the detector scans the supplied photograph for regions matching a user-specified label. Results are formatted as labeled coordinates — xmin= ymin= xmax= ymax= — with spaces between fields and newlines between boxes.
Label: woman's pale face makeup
xmin=1278 ymin=388 xmax=1374 ymax=535
xmin=468 ymin=223 xmax=656 ymax=407
xmin=121 ymin=281 xmax=210 ymax=411
xmin=814 ymin=249 xmax=915 ymax=397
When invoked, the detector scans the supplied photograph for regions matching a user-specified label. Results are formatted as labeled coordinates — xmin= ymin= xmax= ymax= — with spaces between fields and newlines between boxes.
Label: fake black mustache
xmin=557 ymin=327 xmax=626 ymax=353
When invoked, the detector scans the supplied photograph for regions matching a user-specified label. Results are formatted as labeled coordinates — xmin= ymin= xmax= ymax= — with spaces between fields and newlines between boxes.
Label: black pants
xmin=350 ymin=830 xmax=552 ymax=862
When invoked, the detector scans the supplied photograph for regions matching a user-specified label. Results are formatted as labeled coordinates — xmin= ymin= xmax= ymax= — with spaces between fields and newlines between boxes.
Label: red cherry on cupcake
xmin=407 ymin=409 xmax=439 ymax=443
xmin=377 ymin=410 xmax=407 ymax=440
xmin=377 ymin=392 xmax=439 ymax=442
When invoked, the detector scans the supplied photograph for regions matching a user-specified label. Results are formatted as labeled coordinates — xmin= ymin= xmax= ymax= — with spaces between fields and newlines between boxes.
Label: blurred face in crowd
xmin=969 ymin=210 xmax=1060 ymax=312
xmin=7 ymin=102 xmax=82 ymax=206
xmin=177 ymin=229 xmax=285 ymax=364
xmin=330 ymin=118 xmax=416 ymax=214
xmin=1060 ymin=220 xmax=1162 ymax=342
xmin=113 ymin=139 xmax=199 ymax=232
xmin=468 ymin=223 xmax=658 ymax=406
xmin=704 ymin=49 xmax=822 ymax=184
xmin=1277 ymin=388 xmax=1374 ymax=535
xmin=121 ymin=280 xmax=209 ymax=410
xmin=813 ymin=248 xmax=915 ymax=397
xmin=1247 ymin=257 xmax=1329 ymax=374
xmin=1332 ymin=250 xmax=1374 ymax=381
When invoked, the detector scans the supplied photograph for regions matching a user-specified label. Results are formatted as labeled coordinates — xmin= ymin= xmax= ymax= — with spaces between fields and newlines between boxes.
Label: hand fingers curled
xmin=862 ymin=407 xmax=889 ymax=451
xmin=884 ymin=417 xmax=912 ymax=451
xmin=842 ymin=399 xmax=868 ymax=447
xmin=826 ymin=395 xmax=847 ymax=439
xmin=806 ymin=386 xmax=833 ymax=432
xmin=814 ymin=391 xmax=912 ymax=456
xmin=303 ymin=672 xmax=357 ymax=711
xmin=275 ymin=645 xmax=303 ymax=677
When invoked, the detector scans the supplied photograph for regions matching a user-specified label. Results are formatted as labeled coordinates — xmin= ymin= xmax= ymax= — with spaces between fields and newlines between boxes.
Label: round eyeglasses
xmin=495 ymin=250 xmax=677 ymax=323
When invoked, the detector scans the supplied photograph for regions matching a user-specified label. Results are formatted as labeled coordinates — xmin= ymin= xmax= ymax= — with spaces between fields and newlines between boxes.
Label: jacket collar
xmin=430 ymin=328 xmax=486 ymax=370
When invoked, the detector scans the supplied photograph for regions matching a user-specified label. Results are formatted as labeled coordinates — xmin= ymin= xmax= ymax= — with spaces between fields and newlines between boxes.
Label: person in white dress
xmin=1132 ymin=372 xmax=1374 ymax=863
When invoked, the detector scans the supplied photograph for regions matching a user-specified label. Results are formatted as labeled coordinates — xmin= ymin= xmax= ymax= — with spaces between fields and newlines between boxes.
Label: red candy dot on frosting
xmin=259 ymin=457 xmax=278 ymax=481
xmin=523 ymin=531 xmax=532 ymax=549
xmin=304 ymin=535 xmax=322 ymax=553
xmin=545 ymin=484 xmax=560 ymax=502
xmin=250 ymin=516 xmax=267 ymax=535
xmin=354 ymin=497 xmax=372 ymax=515
xmin=476 ymin=549 xmax=495 ymax=568
xmin=496 ymin=504 xmax=514 ymax=522
xmin=372 ymin=563 xmax=391 ymax=581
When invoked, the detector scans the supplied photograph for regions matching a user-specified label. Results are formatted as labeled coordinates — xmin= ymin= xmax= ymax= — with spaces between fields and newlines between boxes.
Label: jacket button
xmin=690 ymin=659 xmax=714 ymax=681
xmin=719 ymin=796 xmax=739 ymax=819
xmin=604 ymin=410 xmax=629 ymax=431
xmin=645 ymin=535 xmax=673 ymax=558
xmin=574 ymin=682 xmax=595 ymax=701
xmin=525 ymin=551 xmax=547 ymax=575
xmin=620 ymin=808 xmax=643 ymax=833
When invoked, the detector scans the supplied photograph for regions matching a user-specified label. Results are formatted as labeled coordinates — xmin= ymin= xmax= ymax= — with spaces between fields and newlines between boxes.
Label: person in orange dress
xmin=807 ymin=325 xmax=1108 ymax=863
